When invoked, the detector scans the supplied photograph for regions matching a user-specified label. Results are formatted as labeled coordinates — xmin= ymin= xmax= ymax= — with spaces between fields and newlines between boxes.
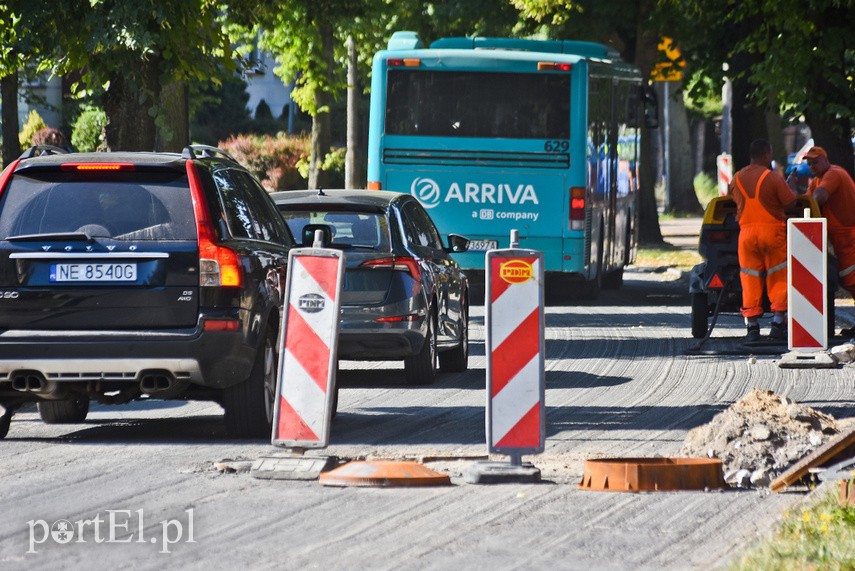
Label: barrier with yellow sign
xmin=484 ymin=234 xmax=545 ymax=461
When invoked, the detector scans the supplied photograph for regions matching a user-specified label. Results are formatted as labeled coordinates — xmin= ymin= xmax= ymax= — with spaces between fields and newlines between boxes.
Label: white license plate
xmin=467 ymin=240 xmax=498 ymax=251
xmin=50 ymin=263 xmax=138 ymax=282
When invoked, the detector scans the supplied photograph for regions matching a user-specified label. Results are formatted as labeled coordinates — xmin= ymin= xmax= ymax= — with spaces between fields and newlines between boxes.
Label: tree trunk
xmin=729 ymin=51 xmax=767 ymax=171
xmin=345 ymin=35 xmax=363 ymax=189
xmin=634 ymin=0 xmax=664 ymax=245
xmin=156 ymin=80 xmax=189 ymax=152
xmin=1 ymin=72 xmax=21 ymax=166
xmin=308 ymin=23 xmax=335 ymax=189
xmin=102 ymin=60 xmax=159 ymax=152
xmin=667 ymin=86 xmax=702 ymax=215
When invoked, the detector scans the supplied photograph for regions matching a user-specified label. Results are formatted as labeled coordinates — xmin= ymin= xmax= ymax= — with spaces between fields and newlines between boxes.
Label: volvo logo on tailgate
xmin=298 ymin=293 xmax=325 ymax=313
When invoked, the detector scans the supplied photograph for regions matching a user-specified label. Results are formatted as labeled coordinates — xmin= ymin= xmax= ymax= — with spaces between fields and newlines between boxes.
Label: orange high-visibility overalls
xmin=733 ymin=170 xmax=788 ymax=318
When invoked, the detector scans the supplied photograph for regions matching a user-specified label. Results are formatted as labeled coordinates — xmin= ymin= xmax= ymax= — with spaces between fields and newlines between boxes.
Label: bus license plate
xmin=467 ymin=240 xmax=498 ymax=251
xmin=50 ymin=263 xmax=138 ymax=282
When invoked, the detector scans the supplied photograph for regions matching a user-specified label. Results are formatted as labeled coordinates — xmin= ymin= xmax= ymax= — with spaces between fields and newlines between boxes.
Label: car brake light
xmin=367 ymin=181 xmax=382 ymax=190
xmin=708 ymin=274 xmax=724 ymax=289
xmin=204 ymin=318 xmax=241 ymax=332
xmin=375 ymin=314 xmax=420 ymax=323
xmin=538 ymin=62 xmax=572 ymax=71
xmin=706 ymin=230 xmax=731 ymax=244
xmin=0 ymin=159 xmax=20 ymax=200
xmin=570 ymin=187 xmax=585 ymax=230
xmin=186 ymin=160 xmax=242 ymax=287
xmin=360 ymin=256 xmax=422 ymax=281
xmin=60 ymin=163 xmax=136 ymax=172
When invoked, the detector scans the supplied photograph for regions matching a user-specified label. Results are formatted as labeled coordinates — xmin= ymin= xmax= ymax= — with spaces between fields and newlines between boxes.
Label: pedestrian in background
xmin=804 ymin=146 xmax=855 ymax=337
xmin=728 ymin=139 xmax=797 ymax=342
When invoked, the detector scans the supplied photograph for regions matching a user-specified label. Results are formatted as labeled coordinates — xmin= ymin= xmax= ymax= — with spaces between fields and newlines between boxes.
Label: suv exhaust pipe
xmin=139 ymin=372 xmax=175 ymax=394
xmin=11 ymin=371 xmax=47 ymax=392
xmin=11 ymin=371 xmax=65 ymax=399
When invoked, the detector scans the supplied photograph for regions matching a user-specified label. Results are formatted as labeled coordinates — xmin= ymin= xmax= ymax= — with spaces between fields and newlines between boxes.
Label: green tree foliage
xmin=71 ymin=108 xmax=107 ymax=152
xmin=18 ymin=109 xmax=46 ymax=147
xmin=667 ymin=0 xmax=855 ymax=174
xmin=54 ymin=1 xmax=236 ymax=151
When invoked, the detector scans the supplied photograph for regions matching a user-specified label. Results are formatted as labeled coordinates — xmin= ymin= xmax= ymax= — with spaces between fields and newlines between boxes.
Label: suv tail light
xmin=367 ymin=181 xmax=382 ymax=190
xmin=570 ymin=187 xmax=586 ymax=230
xmin=0 ymin=160 xmax=20 ymax=200
xmin=186 ymin=160 xmax=242 ymax=287
xmin=60 ymin=163 xmax=135 ymax=172
xmin=360 ymin=256 xmax=422 ymax=281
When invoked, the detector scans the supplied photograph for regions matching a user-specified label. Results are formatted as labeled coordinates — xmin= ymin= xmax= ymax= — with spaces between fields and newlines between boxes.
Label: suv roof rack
xmin=181 ymin=144 xmax=239 ymax=164
xmin=19 ymin=145 xmax=68 ymax=159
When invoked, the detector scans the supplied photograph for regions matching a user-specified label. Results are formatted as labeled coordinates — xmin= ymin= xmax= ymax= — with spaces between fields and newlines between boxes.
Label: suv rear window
xmin=0 ymin=172 xmax=197 ymax=241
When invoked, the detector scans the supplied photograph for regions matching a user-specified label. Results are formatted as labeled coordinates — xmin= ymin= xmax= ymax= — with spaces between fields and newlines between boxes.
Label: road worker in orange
xmin=728 ymin=139 xmax=797 ymax=342
xmin=804 ymin=146 xmax=855 ymax=337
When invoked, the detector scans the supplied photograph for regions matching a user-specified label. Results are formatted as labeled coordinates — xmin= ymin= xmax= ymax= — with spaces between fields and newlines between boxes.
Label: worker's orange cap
xmin=805 ymin=146 xmax=827 ymax=160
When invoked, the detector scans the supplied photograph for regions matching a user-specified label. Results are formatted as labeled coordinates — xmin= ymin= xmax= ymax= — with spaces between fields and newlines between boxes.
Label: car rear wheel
xmin=439 ymin=298 xmax=468 ymax=373
xmin=0 ymin=411 xmax=11 ymax=439
xmin=223 ymin=325 xmax=277 ymax=438
xmin=691 ymin=292 xmax=710 ymax=339
xmin=405 ymin=309 xmax=437 ymax=385
xmin=38 ymin=397 xmax=89 ymax=424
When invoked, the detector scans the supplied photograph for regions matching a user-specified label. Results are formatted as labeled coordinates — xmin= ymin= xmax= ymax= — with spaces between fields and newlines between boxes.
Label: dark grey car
xmin=271 ymin=190 xmax=470 ymax=384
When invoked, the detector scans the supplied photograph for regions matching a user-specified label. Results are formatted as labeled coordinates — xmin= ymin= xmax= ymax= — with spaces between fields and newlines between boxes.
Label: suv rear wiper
xmin=6 ymin=232 xmax=94 ymax=242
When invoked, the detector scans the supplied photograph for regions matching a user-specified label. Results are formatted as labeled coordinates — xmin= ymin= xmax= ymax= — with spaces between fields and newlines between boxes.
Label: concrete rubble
xmin=680 ymin=388 xmax=840 ymax=488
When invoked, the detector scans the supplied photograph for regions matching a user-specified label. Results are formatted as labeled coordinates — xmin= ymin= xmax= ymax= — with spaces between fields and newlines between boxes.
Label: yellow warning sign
xmin=500 ymin=260 xmax=533 ymax=284
xmin=651 ymin=36 xmax=685 ymax=82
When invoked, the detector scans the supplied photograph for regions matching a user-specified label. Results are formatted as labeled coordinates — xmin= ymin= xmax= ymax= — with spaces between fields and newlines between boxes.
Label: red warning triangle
xmin=708 ymin=274 xmax=724 ymax=289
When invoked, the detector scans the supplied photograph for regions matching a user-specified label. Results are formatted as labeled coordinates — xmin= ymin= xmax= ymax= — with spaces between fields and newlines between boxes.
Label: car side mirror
xmin=447 ymin=233 xmax=470 ymax=253
xmin=302 ymin=223 xmax=333 ymax=247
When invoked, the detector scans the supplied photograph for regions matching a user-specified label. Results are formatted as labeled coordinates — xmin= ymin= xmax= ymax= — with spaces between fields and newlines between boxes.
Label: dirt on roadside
xmin=680 ymin=388 xmax=841 ymax=487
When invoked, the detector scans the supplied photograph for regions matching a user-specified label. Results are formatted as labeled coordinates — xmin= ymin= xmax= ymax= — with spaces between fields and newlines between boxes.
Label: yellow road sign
xmin=651 ymin=36 xmax=686 ymax=82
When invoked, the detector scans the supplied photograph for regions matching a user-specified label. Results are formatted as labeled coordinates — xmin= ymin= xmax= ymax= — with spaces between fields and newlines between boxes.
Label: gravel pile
xmin=680 ymin=388 xmax=839 ymax=488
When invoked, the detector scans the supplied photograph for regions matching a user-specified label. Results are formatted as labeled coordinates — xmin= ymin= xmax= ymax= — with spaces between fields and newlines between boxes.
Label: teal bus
xmin=367 ymin=32 xmax=657 ymax=296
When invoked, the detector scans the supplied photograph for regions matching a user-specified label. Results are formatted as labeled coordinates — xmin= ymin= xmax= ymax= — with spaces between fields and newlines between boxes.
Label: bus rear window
xmin=385 ymin=69 xmax=570 ymax=139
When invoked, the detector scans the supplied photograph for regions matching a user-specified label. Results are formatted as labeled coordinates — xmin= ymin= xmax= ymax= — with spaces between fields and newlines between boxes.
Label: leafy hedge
xmin=218 ymin=133 xmax=344 ymax=192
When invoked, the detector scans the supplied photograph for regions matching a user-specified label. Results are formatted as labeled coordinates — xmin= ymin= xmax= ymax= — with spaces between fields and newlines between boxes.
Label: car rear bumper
xmin=0 ymin=327 xmax=254 ymax=390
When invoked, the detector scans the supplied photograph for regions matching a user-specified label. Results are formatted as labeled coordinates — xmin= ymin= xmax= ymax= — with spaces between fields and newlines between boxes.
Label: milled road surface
xmin=1 ymin=264 xmax=853 ymax=570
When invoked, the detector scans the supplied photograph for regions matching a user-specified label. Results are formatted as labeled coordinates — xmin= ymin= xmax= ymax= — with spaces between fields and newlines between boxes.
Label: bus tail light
xmin=387 ymin=58 xmax=421 ymax=67
xmin=538 ymin=62 xmax=572 ymax=71
xmin=570 ymin=187 xmax=586 ymax=230
xmin=186 ymin=160 xmax=242 ymax=287
xmin=360 ymin=256 xmax=422 ymax=281
xmin=367 ymin=181 xmax=382 ymax=190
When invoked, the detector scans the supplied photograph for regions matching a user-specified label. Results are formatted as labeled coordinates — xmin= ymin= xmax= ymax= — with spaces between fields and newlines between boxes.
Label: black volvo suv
xmin=0 ymin=146 xmax=294 ymax=438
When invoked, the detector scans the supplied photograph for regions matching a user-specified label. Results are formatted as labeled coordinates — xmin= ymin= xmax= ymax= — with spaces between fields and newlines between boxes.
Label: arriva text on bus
xmin=412 ymin=177 xmax=539 ymax=208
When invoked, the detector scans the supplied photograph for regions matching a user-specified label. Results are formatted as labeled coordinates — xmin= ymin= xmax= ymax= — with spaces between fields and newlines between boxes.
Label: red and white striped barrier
xmin=272 ymin=248 xmax=344 ymax=448
xmin=485 ymin=247 xmax=545 ymax=460
xmin=717 ymin=153 xmax=732 ymax=196
xmin=787 ymin=217 xmax=827 ymax=350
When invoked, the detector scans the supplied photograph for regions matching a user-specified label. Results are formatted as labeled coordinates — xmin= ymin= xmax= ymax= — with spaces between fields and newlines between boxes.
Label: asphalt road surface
xmin=1 ymin=265 xmax=853 ymax=570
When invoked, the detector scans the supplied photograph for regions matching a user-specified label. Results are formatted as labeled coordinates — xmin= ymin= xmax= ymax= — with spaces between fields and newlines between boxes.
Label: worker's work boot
xmin=768 ymin=321 xmax=787 ymax=341
xmin=744 ymin=325 xmax=761 ymax=343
